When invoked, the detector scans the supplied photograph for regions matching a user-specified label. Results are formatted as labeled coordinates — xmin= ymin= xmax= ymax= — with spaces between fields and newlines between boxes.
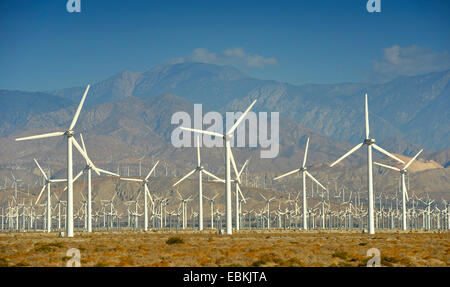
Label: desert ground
xmin=0 ymin=229 xmax=448 ymax=267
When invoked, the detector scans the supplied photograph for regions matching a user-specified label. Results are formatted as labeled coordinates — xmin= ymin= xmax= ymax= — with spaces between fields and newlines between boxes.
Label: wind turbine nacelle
xmin=364 ymin=138 xmax=375 ymax=145
xmin=65 ymin=130 xmax=75 ymax=137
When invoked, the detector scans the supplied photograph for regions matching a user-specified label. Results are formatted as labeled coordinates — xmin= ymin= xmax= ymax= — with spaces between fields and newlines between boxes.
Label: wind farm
xmin=0 ymin=82 xmax=448 ymax=267
xmin=0 ymin=1 xmax=449 ymax=269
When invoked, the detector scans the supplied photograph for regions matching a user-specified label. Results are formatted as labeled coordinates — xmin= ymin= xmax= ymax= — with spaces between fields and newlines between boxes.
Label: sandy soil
xmin=0 ymin=229 xmax=448 ymax=267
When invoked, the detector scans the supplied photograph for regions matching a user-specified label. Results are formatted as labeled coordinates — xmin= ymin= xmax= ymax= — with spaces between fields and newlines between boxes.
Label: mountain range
xmin=0 ymin=62 xmax=448 ymax=204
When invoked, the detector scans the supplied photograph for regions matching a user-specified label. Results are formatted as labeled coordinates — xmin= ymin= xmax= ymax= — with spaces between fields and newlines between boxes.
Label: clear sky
xmin=1 ymin=0 xmax=449 ymax=91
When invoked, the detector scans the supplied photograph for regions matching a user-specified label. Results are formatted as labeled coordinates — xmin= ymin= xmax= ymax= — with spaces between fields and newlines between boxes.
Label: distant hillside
xmin=0 ymin=62 xmax=448 ymax=204
xmin=428 ymin=148 xmax=450 ymax=168
xmin=389 ymin=154 xmax=443 ymax=173
xmin=41 ymin=63 xmax=449 ymax=151
xmin=0 ymin=90 xmax=73 ymax=136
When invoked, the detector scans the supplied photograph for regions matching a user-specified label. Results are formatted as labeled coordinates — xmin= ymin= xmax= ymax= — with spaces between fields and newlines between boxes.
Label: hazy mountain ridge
xmin=37 ymin=63 xmax=450 ymax=153
xmin=0 ymin=63 xmax=448 ymax=175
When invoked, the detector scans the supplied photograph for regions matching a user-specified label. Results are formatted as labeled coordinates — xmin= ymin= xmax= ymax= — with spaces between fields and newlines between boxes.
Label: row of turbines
xmin=3 ymin=85 xmax=447 ymax=237
xmin=1 ymin=184 xmax=448 ymax=233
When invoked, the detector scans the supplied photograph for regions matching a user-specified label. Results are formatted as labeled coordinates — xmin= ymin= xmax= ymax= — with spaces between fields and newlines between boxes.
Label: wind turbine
xmin=15 ymin=85 xmax=93 ymax=237
xmin=120 ymin=161 xmax=159 ymax=231
xmin=374 ymin=149 xmax=423 ymax=230
xmin=229 ymin=155 xmax=249 ymax=231
xmin=274 ymin=137 xmax=326 ymax=230
xmin=10 ymin=172 xmax=22 ymax=200
xmin=176 ymin=190 xmax=193 ymax=229
xmin=138 ymin=155 xmax=145 ymax=177
xmin=180 ymin=100 xmax=257 ymax=235
xmin=259 ymin=193 xmax=275 ymax=229
xmin=172 ymin=136 xmax=223 ymax=231
xmin=67 ymin=133 xmax=119 ymax=232
xmin=204 ymin=193 xmax=219 ymax=229
xmin=329 ymin=94 xmax=405 ymax=234
xmin=33 ymin=159 xmax=67 ymax=232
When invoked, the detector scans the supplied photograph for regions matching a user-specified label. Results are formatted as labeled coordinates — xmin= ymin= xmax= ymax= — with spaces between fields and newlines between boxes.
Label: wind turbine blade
xmin=403 ymin=149 xmax=423 ymax=170
xmin=79 ymin=133 xmax=89 ymax=164
xmin=69 ymin=84 xmax=90 ymax=130
xmin=135 ymin=189 xmax=142 ymax=202
xmin=35 ymin=184 xmax=47 ymax=205
xmin=145 ymin=184 xmax=154 ymax=207
xmin=81 ymin=192 xmax=86 ymax=201
xmin=402 ymin=175 xmax=409 ymax=201
xmin=373 ymin=162 xmax=401 ymax=172
xmin=64 ymin=170 xmax=84 ymax=191
xmin=145 ymin=160 xmax=159 ymax=181
xmin=97 ymin=168 xmax=120 ymax=177
xmin=302 ymin=137 xmax=309 ymax=168
xmin=365 ymin=93 xmax=370 ymax=139
xmin=228 ymin=146 xmax=240 ymax=182
xmin=50 ymin=179 xmax=67 ymax=183
xmin=172 ymin=169 xmax=197 ymax=187
xmin=227 ymin=100 xmax=257 ymax=135
xmin=238 ymin=159 xmax=249 ymax=177
xmin=259 ymin=193 xmax=267 ymax=201
xmin=274 ymin=169 xmax=300 ymax=181
xmin=329 ymin=143 xmax=363 ymax=167
xmin=176 ymin=190 xmax=182 ymax=200
xmin=120 ymin=178 xmax=143 ymax=182
xmin=73 ymin=170 xmax=84 ymax=183
xmin=305 ymin=171 xmax=326 ymax=190
xmin=202 ymin=169 xmax=224 ymax=183
xmin=180 ymin=127 xmax=223 ymax=138
xmin=80 ymin=133 xmax=87 ymax=154
xmin=15 ymin=131 xmax=65 ymax=141
xmin=196 ymin=136 xmax=201 ymax=167
xmin=33 ymin=159 xmax=48 ymax=180
xmin=72 ymin=138 xmax=101 ymax=175
xmin=237 ymin=185 xmax=246 ymax=204
xmin=372 ymin=144 xmax=405 ymax=164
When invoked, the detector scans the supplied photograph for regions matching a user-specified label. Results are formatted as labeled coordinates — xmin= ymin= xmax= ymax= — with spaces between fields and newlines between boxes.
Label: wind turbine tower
xmin=330 ymin=94 xmax=405 ymax=234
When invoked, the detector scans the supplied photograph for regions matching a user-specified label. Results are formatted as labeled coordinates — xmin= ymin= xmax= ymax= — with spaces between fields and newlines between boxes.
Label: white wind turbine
xmin=33 ymin=159 xmax=67 ymax=233
xmin=172 ymin=136 xmax=223 ymax=231
xmin=15 ymin=85 xmax=94 ymax=237
xmin=176 ymin=190 xmax=193 ymax=229
xmin=67 ymin=133 xmax=119 ymax=232
xmin=229 ymin=154 xmax=249 ymax=231
xmin=180 ymin=100 xmax=257 ymax=234
xmin=10 ymin=172 xmax=22 ymax=200
xmin=259 ymin=193 xmax=275 ymax=229
xmin=329 ymin=94 xmax=405 ymax=234
xmin=120 ymin=161 xmax=159 ymax=231
xmin=274 ymin=137 xmax=326 ymax=230
xmin=374 ymin=149 xmax=423 ymax=231
xmin=203 ymin=193 xmax=219 ymax=229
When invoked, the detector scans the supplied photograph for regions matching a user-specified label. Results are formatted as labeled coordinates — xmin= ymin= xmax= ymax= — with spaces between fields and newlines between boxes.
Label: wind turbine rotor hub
xmin=224 ymin=134 xmax=233 ymax=141
xmin=400 ymin=169 xmax=407 ymax=174
xmin=300 ymin=167 xmax=307 ymax=172
xmin=65 ymin=130 xmax=74 ymax=137
xmin=364 ymin=138 xmax=375 ymax=145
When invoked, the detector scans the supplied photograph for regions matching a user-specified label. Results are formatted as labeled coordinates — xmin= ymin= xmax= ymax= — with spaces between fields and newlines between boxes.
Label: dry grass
xmin=0 ymin=230 xmax=448 ymax=267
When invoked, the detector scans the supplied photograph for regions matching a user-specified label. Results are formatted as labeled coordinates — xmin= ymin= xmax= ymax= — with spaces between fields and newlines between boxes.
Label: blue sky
xmin=0 ymin=0 xmax=449 ymax=91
